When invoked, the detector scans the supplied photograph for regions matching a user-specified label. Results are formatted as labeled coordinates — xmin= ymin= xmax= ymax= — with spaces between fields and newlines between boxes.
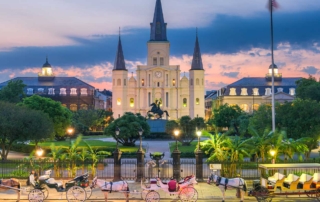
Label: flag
xmin=268 ymin=0 xmax=279 ymax=11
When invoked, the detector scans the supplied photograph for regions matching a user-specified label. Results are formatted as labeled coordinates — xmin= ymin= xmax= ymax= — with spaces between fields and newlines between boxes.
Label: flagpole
xmin=270 ymin=0 xmax=276 ymax=132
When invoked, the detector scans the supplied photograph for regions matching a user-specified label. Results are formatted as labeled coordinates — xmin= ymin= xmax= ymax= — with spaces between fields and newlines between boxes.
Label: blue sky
xmin=0 ymin=0 xmax=319 ymax=90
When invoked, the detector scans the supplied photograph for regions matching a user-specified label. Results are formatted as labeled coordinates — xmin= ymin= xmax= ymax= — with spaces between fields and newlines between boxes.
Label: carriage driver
xmin=168 ymin=177 xmax=179 ymax=192
xmin=28 ymin=170 xmax=37 ymax=186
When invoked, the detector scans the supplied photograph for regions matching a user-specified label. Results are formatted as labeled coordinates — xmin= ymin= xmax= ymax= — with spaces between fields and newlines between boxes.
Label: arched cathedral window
xmin=130 ymin=98 xmax=134 ymax=107
xmin=117 ymin=79 xmax=121 ymax=86
xmin=196 ymin=78 xmax=199 ymax=85
xmin=196 ymin=98 xmax=200 ymax=105
xmin=183 ymin=98 xmax=187 ymax=107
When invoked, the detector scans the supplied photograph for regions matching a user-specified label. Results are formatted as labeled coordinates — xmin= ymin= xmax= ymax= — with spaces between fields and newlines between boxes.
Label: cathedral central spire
xmin=191 ymin=29 xmax=204 ymax=70
xmin=113 ymin=28 xmax=127 ymax=71
xmin=150 ymin=0 xmax=167 ymax=41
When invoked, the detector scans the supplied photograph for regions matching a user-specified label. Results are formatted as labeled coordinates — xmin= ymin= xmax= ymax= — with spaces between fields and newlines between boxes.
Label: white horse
xmin=90 ymin=177 xmax=129 ymax=202
xmin=207 ymin=173 xmax=247 ymax=202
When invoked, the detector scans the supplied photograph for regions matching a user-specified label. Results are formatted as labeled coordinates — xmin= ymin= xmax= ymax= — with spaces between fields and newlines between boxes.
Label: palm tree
xmin=65 ymin=135 xmax=82 ymax=177
xmin=201 ymin=131 xmax=229 ymax=162
xmin=248 ymin=128 xmax=274 ymax=162
xmin=49 ymin=143 xmax=65 ymax=177
xmin=78 ymin=148 xmax=89 ymax=174
xmin=279 ymin=137 xmax=309 ymax=161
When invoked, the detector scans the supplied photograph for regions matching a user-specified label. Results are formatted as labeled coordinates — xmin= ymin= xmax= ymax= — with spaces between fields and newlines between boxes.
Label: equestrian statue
xmin=147 ymin=99 xmax=169 ymax=119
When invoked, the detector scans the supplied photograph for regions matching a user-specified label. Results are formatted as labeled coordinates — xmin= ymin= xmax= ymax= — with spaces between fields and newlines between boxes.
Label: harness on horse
xmin=216 ymin=177 xmax=228 ymax=190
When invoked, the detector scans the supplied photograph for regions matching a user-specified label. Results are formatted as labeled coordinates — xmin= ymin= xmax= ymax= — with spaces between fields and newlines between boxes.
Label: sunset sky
xmin=0 ymin=0 xmax=319 ymax=91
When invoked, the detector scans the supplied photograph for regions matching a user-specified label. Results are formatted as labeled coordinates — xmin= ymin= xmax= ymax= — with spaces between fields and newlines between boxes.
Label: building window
xmin=289 ymin=88 xmax=295 ymax=96
xmin=81 ymin=88 xmax=87 ymax=96
xmin=240 ymin=104 xmax=249 ymax=112
xmin=117 ymin=98 xmax=121 ymax=105
xmin=141 ymin=79 xmax=145 ymax=86
xmin=166 ymin=74 xmax=168 ymax=86
xmin=253 ymin=88 xmax=259 ymax=95
xmin=148 ymin=92 xmax=151 ymax=105
xmin=48 ymin=88 xmax=55 ymax=95
xmin=183 ymin=98 xmax=187 ymax=107
xmin=253 ymin=104 xmax=259 ymax=111
xmin=277 ymin=88 xmax=283 ymax=93
xmin=70 ymin=104 xmax=77 ymax=111
xmin=124 ymin=79 xmax=126 ymax=86
xmin=70 ymin=88 xmax=77 ymax=95
xmin=160 ymin=57 xmax=164 ymax=66
xmin=80 ymin=104 xmax=88 ymax=110
xmin=229 ymin=88 xmax=236 ymax=95
xmin=157 ymin=82 xmax=160 ymax=87
xmin=172 ymin=79 xmax=176 ymax=86
xmin=240 ymin=88 xmax=248 ymax=95
xmin=117 ymin=79 xmax=121 ymax=86
xmin=196 ymin=78 xmax=199 ymax=85
xmin=60 ymin=88 xmax=66 ymax=95
xmin=166 ymin=92 xmax=169 ymax=107
xmin=190 ymin=79 xmax=193 ymax=86
xmin=153 ymin=57 xmax=157 ymax=65
xmin=27 ymin=88 xmax=33 ymax=95
xmin=130 ymin=98 xmax=134 ymax=107
xmin=196 ymin=98 xmax=200 ymax=105
xmin=62 ymin=104 xmax=67 ymax=107
xmin=265 ymin=88 xmax=272 ymax=96
xmin=37 ymin=88 xmax=44 ymax=94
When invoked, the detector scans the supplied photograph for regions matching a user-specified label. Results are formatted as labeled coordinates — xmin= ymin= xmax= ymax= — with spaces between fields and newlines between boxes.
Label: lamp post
xmin=115 ymin=126 xmax=120 ymax=150
xmin=36 ymin=146 xmax=43 ymax=157
xmin=138 ymin=127 xmax=143 ymax=152
xmin=174 ymin=129 xmax=180 ymax=151
xmin=196 ymin=129 xmax=202 ymax=151
xmin=270 ymin=145 xmax=276 ymax=164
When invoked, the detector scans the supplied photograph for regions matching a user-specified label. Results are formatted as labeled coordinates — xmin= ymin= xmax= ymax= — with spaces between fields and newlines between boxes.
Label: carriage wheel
xmin=141 ymin=189 xmax=150 ymax=200
xmin=145 ymin=190 xmax=160 ymax=202
xmin=84 ymin=186 xmax=92 ymax=199
xmin=315 ymin=188 xmax=320 ymax=202
xmin=41 ymin=187 xmax=49 ymax=199
xmin=28 ymin=189 xmax=44 ymax=202
xmin=253 ymin=185 xmax=270 ymax=202
xmin=66 ymin=185 xmax=87 ymax=202
xmin=179 ymin=186 xmax=198 ymax=202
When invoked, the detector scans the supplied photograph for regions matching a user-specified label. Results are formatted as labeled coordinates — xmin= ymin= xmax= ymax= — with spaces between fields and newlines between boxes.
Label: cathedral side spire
xmin=191 ymin=29 xmax=204 ymax=70
xmin=113 ymin=28 xmax=127 ymax=70
xmin=150 ymin=0 xmax=167 ymax=41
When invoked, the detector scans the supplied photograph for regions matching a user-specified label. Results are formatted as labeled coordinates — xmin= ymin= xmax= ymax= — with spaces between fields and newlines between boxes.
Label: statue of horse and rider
xmin=147 ymin=99 xmax=169 ymax=119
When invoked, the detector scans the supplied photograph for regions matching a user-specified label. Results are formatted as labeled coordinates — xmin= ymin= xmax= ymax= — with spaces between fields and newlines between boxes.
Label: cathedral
xmin=112 ymin=0 xmax=205 ymax=120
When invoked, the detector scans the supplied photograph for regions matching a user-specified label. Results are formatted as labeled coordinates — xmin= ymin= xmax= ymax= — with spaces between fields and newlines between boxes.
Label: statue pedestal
xmin=147 ymin=119 xmax=168 ymax=133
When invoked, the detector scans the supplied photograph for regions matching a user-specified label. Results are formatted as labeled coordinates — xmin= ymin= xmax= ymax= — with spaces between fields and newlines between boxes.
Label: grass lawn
xmin=169 ymin=141 xmax=198 ymax=153
xmin=36 ymin=140 xmax=140 ymax=152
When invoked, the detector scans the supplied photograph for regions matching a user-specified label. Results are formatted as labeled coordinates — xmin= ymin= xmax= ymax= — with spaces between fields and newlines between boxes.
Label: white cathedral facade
xmin=112 ymin=0 xmax=205 ymax=120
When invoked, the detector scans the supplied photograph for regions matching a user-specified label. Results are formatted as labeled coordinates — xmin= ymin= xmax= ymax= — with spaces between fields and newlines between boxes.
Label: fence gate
xmin=144 ymin=159 xmax=173 ymax=180
xmin=181 ymin=159 xmax=196 ymax=178
xmin=121 ymin=159 xmax=137 ymax=180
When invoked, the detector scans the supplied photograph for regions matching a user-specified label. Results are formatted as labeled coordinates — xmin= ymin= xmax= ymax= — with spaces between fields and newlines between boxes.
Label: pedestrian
xmin=168 ymin=177 xmax=179 ymax=192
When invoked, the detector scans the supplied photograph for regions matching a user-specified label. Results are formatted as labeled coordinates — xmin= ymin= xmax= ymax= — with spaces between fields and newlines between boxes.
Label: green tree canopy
xmin=104 ymin=112 xmax=150 ymax=146
xmin=0 ymin=80 xmax=26 ymax=103
xmin=210 ymin=104 xmax=243 ymax=131
xmin=296 ymin=75 xmax=320 ymax=101
xmin=248 ymin=104 xmax=272 ymax=135
xmin=18 ymin=95 xmax=72 ymax=139
xmin=0 ymin=102 xmax=54 ymax=160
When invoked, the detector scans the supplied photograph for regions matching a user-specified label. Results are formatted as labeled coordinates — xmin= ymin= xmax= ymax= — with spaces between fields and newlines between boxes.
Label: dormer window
xmin=70 ymin=88 xmax=77 ymax=95
xmin=289 ymin=88 xmax=295 ymax=96
xmin=240 ymin=88 xmax=248 ymax=95
xmin=81 ymin=88 xmax=87 ymax=96
xmin=253 ymin=88 xmax=259 ymax=95
xmin=60 ymin=88 xmax=66 ymax=95
xmin=38 ymin=88 xmax=44 ymax=94
xmin=265 ymin=88 xmax=272 ymax=96
xmin=27 ymin=88 xmax=33 ymax=95
xmin=229 ymin=88 xmax=236 ymax=95
xmin=48 ymin=88 xmax=55 ymax=95
xmin=277 ymin=88 xmax=283 ymax=93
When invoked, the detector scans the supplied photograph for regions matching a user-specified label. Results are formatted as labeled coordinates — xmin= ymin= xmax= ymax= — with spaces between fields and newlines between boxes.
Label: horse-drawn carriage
xmin=252 ymin=163 xmax=320 ymax=202
xmin=29 ymin=170 xmax=92 ymax=202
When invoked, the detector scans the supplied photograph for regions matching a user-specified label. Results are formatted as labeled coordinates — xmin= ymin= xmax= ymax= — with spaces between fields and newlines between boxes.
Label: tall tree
xmin=18 ymin=95 xmax=72 ymax=139
xmin=210 ymin=104 xmax=243 ymax=130
xmin=0 ymin=80 xmax=26 ymax=103
xmin=248 ymin=104 xmax=272 ymax=136
xmin=0 ymin=102 xmax=54 ymax=160
xmin=296 ymin=75 xmax=320 ymax=101
xmin=104 ymin=112 xmax=150 ymax=146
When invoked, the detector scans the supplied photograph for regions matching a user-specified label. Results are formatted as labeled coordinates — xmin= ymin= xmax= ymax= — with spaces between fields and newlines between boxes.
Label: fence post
xmin=172 ymin=150 xmax=181 ymax=180
xmin=136 ymin=150 xmax=145 ymax=182
xmin=113 ymin=150 xmax=122 ymax=181
xmin=195 ymin=150 xmax=203 ymax=181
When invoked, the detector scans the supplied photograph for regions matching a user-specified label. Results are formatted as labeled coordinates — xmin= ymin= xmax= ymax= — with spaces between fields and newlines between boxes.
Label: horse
xmin=207 ymin=173 xmax=247 ymax=202
xmin=147 ymin=103 xmax=169 ymax=119
xmin=0 ymin=178 xmax=21 ymax=202
xmin=90 ymin=176 xmax=129 ymax=202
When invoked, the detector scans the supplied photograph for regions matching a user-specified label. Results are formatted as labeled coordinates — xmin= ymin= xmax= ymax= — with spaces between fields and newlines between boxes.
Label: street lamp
xmin=174 ymin=129 xmax=180 ymax=151
xmin=115 ymin=126 xmax=120 ymax=150
xmin=36 ymin=146 xmax=43 ymax=157
xmin=270 ymin=145 xmax=276 ymax=164
xmin=138 ymin=127 xmax=143 ymax=151
xmin=67 ymin=127 xmax=74 ymax=139
xmin=196 ymin=129 xmax=202 ymax=151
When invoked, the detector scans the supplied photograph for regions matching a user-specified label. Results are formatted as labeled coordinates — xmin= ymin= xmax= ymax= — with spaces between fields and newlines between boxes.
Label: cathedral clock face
xmin=155 ymin=71 xmax=162 ymax=78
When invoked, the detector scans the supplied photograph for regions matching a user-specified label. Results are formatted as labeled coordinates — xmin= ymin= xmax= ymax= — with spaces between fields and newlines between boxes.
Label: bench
xmin=268 ymin=172 xmax=285 ymax=184
xmin=298 ymin=174 xmax=313 ymax=190
xmin=283 ymin=174 xmax=299 ymax=190
xmin=46 ymin=178 xmax=63 ymax=188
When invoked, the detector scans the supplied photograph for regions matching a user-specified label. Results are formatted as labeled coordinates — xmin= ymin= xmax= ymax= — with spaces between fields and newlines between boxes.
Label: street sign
xmin=209 ymin=164 xmax=221 ymax=170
